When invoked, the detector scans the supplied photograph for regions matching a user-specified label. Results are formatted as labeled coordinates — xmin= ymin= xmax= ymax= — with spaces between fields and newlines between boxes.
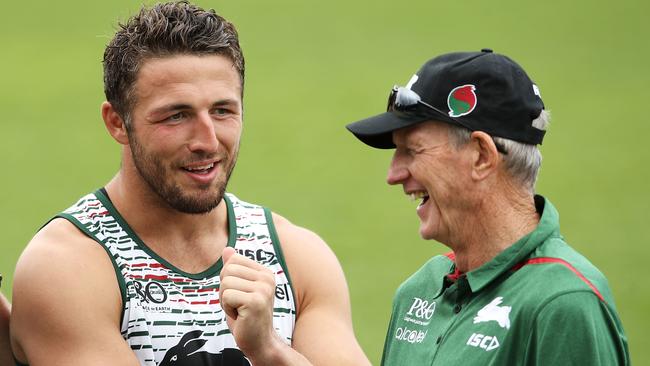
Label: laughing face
xmin=126 ymin=54 xmax=242 ymax=214
xmin=387 ymin=121 xmax=473 ymax=243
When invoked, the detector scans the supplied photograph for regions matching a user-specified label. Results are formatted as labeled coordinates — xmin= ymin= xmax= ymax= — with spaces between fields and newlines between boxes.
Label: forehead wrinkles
xmin=400 ymin=124 xmax=453 ymax=156
xmin=397 ymin=124 xmax=433 ymax=147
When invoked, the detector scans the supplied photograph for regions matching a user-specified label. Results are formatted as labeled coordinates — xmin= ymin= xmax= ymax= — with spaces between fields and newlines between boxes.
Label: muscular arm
xmin=526 ymin=291 xmax=630 ymax=365
xmin=10 ymin=219 xmax=140 ymax=366
xmin=220 ymin=213 xmax=370 ymax=366
xmin=279 ymin=216 xmax=370 ymax=365
xmin=0 ymin=292 xmax=11 ymax=366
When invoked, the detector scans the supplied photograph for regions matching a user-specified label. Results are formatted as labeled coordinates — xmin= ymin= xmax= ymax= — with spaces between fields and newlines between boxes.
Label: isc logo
xmin=466 ymin=333 xmax=500 ymax=351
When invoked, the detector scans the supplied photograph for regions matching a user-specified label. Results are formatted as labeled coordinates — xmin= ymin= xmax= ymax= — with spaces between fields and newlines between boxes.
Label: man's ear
xmin=101 ymin=102 xmax=129 ymax=145
xmin=469 ymin=131 xmax=500 ymax=181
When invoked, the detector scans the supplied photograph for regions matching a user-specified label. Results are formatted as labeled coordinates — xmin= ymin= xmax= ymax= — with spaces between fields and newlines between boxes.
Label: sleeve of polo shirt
xmin=525 ymin=291 xmax=628 ymax=365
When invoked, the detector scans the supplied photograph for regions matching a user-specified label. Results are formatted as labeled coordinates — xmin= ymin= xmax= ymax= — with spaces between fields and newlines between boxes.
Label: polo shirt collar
xmin=446 ymin=195 xmax=561 ymax=294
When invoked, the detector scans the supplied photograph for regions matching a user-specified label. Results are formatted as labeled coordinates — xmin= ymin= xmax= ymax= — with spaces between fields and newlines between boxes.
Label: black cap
xmin=346 ymin=49 xmax=546 ymax=148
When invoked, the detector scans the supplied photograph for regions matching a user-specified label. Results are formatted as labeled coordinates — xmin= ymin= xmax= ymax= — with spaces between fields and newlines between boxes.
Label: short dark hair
xmin=103 ymin=1 xmax=245 ymax=125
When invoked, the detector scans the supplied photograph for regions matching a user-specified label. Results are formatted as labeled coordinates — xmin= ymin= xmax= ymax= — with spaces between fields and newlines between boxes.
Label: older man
xmin=347 ymin=49 xmax=630 ymax=365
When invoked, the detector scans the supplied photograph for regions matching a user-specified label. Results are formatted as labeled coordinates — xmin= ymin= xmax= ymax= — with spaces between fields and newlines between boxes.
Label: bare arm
xmin=0 ymin=291 xmax=11 ymax=366
xmin=219 ymin=213 xmax=370 ymax=366
xmin=277 ymin=215 xmax=370 ymax=365
xmin=10 ymin=219 xmax=140 ymax=366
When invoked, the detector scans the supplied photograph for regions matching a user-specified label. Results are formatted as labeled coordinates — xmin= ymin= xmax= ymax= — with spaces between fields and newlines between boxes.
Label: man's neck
xmin=103 ymin=171 xmax=229 ymax=273
xmin=448 ymin=186 xmax=540 ymax=273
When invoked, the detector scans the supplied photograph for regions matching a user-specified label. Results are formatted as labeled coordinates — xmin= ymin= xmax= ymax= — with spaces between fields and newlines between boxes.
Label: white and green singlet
xmin=51 ymin=189 xmax=296 ymax=366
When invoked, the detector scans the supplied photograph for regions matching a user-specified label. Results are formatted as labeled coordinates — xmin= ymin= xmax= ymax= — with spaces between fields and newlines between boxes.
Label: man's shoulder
xmin=224 ymin=192 xmax=265 ymax=211
xmin=394 ymin=254 xmax=453 ymax=298
xmin=266 ymin=210 xmax=326 ymax=255
xmin=513 ymin=237 xmax=615 ymax=305
xmin=12 ymin=217 xmax=123 ymax=358
xmin=248 ymin=202 xmax=340 ymax=300
xmin=31 ymin=217 xmax=102 ymax=256
xmin=411 ymin=253 xmax=455 ymax=279
xmin=17 ymin=217 xmax=115 ymax=292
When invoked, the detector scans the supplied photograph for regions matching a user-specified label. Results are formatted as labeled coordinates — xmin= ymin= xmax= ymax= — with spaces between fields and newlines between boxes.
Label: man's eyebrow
xmin=149 ymin=99 xmax=240 ymax=115
xmin=212 ymin=98 xmax=240 ymax=107
xmin=150 ymin=103 xmax=193 ymax=115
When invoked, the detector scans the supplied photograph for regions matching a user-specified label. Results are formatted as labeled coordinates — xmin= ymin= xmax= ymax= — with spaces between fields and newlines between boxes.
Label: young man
xmin=11 ymin=3 xmax=370 ymax=365
xmin=346 ymin=49 xmax=630 ymax=365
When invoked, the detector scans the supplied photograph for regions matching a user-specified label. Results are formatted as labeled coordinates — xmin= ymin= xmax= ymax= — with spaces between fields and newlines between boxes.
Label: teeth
xmin=186 ymin=163 xmax=214 ymax=171
xmin=408 ymin=191 xmax=428 ymax=201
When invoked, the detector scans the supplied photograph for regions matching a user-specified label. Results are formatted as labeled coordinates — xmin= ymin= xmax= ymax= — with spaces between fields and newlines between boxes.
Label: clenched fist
xmin=219 ymin=247 xmax=282 ymax=358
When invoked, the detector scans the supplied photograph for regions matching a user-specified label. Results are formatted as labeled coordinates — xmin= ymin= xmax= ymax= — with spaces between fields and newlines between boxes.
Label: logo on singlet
xmin=159 ymin=330 xmax=251 ymax=365
xmin=236 ymin=248 xmax=277 ymax=266
xmin=275 ymin=283 xmax=291 ymax=301
xmin=134 ymin=280 xmax=172 ymax=312
xmin=134 ymin=280 xmax=168 ymax=304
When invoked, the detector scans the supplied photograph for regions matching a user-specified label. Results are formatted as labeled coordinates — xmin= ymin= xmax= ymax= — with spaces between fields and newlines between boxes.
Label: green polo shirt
xmin=381 ymin=196 xmax=630 ymax=365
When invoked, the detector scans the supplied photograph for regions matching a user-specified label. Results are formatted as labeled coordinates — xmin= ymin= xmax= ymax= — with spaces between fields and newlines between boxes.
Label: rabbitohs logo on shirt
xmin=473 ymin=297 xmax=511 ymax=329
xmin=447 ymin=84 xmax=477 ymax=117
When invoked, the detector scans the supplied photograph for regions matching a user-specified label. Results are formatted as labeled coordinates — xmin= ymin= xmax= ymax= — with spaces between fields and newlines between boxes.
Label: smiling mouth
xmin=182 ymin=162 xmax=216 ymax=175
xmin=408 ymin=191 xmax=430 ymax=208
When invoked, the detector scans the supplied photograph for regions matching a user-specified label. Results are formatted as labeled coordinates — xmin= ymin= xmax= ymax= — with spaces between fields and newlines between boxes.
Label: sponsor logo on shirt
xmin=275 ymin=283 xmax=291 ymax=301
xmin=134 ymin=280 xmax=168 ymax=304
xmin=236 ymin=248 xmax=277 ymax=266
xmin=404 ymin=297 xmax=436 ymax=325
xmin=466 ymin=333 xmax=500 ymax=351
xmin=134 ymin=280 xmax=172 ymax=313
xmin=395 ymin=326 xmax=428 ymax=344
xmin=473 ymin=296 xmax=511 ymax=329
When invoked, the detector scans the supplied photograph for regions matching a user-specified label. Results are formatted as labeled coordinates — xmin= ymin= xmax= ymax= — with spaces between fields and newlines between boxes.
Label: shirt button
xmin=436 ymin=336 xmax=442 ymax=344
xmin=453 ymin=304 xmax=462 ymax=313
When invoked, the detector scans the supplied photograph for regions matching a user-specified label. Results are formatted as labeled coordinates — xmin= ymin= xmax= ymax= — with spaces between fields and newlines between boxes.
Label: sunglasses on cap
xmin=387 ymin=86 xmax=448 ymax=116
xmin=386 ymin=86 xmax=508 ymax=155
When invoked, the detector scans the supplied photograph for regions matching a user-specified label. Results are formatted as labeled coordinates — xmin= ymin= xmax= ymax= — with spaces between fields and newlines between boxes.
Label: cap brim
xmin=346 ymin=110 xmax=434 ymax=149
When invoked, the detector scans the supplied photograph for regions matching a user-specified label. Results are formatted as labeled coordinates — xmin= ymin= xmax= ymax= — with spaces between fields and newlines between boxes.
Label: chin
xmin=419 ymin=220 xmax=446 ymax=242
xmin=419 ymin=226 xmax=435 ymax=240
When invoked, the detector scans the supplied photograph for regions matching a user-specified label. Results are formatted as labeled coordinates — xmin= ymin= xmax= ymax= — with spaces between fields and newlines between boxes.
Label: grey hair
xmin=447 ymin=110 xmax=551 ymax=192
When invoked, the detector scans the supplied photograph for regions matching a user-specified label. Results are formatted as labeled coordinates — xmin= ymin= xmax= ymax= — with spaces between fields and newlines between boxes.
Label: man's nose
xmin=187 ymin=111 xmax=219 ymax=154
xmin=386 ymin=154 xmax=409 ymax=185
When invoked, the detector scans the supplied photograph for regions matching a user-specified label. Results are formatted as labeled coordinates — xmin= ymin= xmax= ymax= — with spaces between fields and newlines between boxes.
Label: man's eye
xmin=213 ymin=108 xmax=229 ymax=116
xmin=168 ymin=112 xmax=184 ymax=121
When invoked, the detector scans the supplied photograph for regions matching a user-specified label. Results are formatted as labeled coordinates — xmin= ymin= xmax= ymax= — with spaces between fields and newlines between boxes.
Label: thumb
xmin=222 ymin=246 xmax=236 ymax=264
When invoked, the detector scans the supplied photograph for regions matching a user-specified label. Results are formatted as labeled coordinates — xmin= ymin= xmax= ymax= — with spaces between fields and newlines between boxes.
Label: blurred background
xmin=1 ymin=0 xmax=648 ymax=363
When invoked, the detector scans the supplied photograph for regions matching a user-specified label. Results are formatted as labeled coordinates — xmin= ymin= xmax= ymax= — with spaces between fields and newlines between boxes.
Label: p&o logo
xmin=406 ymin=297 xmax=436 ymax=322
xmin=403 ymin=297 xmax=436 ymax=326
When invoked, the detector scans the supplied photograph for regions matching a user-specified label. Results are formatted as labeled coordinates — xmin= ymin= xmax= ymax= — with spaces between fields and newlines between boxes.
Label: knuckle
xmin=261 ymin=269 xmax=275 ymax=284
xmin=220 ymin=277 xmax=232 ymax=289
xmin=250 ymin=292 xmax=267 ymax=308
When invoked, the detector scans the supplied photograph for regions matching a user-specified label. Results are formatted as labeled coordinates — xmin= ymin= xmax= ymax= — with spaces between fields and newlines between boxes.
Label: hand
xmin=219 ymin=247 xmax=280 ymax=357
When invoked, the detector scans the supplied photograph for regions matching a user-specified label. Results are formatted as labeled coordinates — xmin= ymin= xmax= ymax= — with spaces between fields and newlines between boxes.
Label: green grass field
xmin=1 ymin=0 xmax=648 ymax=363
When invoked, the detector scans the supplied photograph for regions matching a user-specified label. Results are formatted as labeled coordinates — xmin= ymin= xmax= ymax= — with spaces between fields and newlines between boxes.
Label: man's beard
xmin=128 ymin=134 xmax=237 ymax=214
